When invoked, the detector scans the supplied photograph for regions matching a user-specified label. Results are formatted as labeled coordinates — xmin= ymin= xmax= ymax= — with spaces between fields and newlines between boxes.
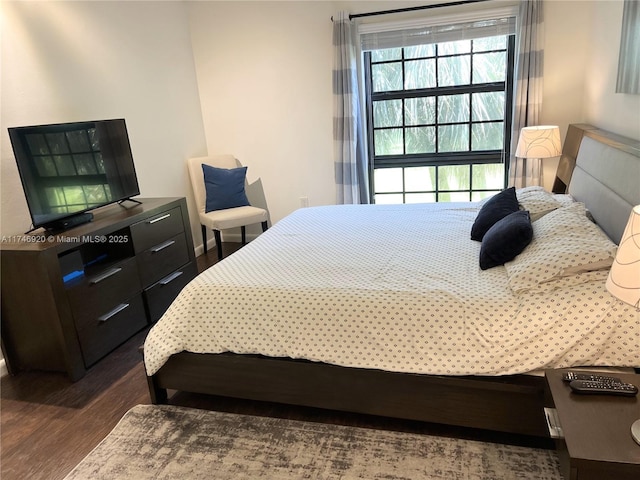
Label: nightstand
xmin=545 ymin=369 xmax=640 ymax=480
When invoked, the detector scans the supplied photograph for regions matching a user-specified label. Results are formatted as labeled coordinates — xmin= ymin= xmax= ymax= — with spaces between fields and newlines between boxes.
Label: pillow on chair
xmin=202 ymin=164 xmax=250 ymax=212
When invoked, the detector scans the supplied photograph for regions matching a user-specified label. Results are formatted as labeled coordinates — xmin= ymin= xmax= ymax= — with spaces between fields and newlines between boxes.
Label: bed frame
xmin=147 ymin=124 xmax=640 ymax=438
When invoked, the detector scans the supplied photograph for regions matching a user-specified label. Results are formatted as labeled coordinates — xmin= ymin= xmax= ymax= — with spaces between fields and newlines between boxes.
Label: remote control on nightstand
xmin=569 ymin=380 xmax=638 ymax=397
xmin=562 ymin=372 xmax=623 ymax=384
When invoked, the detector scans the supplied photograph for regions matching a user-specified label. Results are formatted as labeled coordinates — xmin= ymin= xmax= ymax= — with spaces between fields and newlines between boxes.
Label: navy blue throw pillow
xmin=471 ymin=187 xmax=519 ymax=241
xmin=202 ymin=164 xmax=250 ymax=212
xmin=479 ymin=210 xmax=533 ymax=270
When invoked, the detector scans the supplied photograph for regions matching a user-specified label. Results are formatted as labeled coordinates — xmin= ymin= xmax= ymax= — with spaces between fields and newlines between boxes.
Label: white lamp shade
xmin=606 ymin=205 xmax=640 ymax=308
xmin=515 ymin=125 xmax=562 ymax=159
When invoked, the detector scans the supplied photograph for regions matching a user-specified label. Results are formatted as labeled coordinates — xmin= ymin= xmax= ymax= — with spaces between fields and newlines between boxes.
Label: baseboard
xmin=194 ymin=238 xmax=220 ymax=257
xmin=194 ymin=234 xmax=259 ymax=257
xmin=0 ymin=358 xmax=8 ymax=377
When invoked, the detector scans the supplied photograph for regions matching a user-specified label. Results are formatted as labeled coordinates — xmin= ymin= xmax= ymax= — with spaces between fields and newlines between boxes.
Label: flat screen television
xmin=8 ymin=118 xmax=141 ymax=232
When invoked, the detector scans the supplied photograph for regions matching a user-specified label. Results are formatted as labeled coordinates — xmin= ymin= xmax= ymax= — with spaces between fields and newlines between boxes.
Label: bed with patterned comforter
xmin=144 ymin=190 xmax=639 ymax=378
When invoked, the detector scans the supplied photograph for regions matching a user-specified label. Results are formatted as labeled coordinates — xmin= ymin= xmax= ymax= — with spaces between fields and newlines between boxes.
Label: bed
xmin=144 ymin=124 xmax=640 ymax=437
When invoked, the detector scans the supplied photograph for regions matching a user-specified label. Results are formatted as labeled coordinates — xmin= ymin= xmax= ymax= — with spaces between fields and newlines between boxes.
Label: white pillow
xmin=551 ymin=193 xmax=596 ymax=223
xmin=504 ymin=202 xmax=617 ymax=293
xmin=516 ymin=187 xmax=562 ymax=221
xmin=552 ymin=193 xmax=576 ymax=208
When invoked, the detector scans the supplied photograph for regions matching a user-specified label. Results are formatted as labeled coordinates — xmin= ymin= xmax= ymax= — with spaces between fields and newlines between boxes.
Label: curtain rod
xmin=342 ymin=0 xmax=493 ymax=21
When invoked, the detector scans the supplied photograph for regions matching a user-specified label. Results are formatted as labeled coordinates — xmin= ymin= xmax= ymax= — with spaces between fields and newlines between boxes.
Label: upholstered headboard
xmin=552 ymin=124 xmax=640 ymax=244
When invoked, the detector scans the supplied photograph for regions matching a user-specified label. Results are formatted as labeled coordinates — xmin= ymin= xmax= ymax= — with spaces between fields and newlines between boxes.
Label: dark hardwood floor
xmin=1 ymin=242 xmax=552 ymax=480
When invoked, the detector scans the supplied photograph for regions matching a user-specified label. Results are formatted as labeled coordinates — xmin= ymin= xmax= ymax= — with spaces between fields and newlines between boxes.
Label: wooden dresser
xmin=1 ymin=197 xmax=196 ymax=380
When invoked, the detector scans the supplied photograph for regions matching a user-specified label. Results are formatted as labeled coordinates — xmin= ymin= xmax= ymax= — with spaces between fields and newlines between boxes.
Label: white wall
xmin=583 ymin=0 xmax=640 ymax=139
xmin=540 ymin=0 xmax=640 ymax=189
xmin=1 ymin=0 xmax=207 ymax=240
xmin=541 ymin=0 xmax=592 ymax=189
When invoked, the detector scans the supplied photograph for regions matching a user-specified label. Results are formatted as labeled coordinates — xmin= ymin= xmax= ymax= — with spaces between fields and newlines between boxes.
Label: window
xmin=364 ymin=25 xmax=515 ymax=203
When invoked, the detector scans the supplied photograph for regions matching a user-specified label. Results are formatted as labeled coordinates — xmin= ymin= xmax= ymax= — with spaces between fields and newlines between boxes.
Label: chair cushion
xmin=203 ymin=164 xmax=251 ymax=212
xmin=200 ymin=205 xmax=268 ymax=230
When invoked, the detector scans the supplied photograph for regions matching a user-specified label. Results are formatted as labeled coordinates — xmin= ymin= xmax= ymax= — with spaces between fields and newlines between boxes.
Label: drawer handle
xmin=98 ymin=303 xmax=129 ymax=323
xmin=151 ymin=240 xmax=175 ymax=253
xmin=89 ymin=267 xmax=123 ymax=285
xmin=159 ymin=271 xmax=184 ymax=285
xmin=148 ymin=213 xmax=171 ymax=224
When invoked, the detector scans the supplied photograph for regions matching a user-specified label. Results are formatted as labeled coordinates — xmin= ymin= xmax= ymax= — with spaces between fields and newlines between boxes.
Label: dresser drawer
xmin=130 ymin=207 xmax=184 ymax=254
xmin=76 ymin=294 xmax=147 ymax=366
xmin=144 ymin=262 xmax=197 ymax=323
xmin=66 ymin=258 xmax=141 ymax=321
xmin=136 ymin=232 xmax=189 ymax=287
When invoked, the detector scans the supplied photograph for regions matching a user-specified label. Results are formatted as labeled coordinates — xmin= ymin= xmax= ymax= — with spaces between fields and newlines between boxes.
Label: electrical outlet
xmin=300 ymin=196 xmax=309 ymax=208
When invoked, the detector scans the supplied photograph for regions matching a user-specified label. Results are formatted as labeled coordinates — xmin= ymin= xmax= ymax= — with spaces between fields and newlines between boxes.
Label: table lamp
xmin=515 ymin=125 xmax=562 ymax=159
xmin=605 ymin=205 xmax=640 ymax=445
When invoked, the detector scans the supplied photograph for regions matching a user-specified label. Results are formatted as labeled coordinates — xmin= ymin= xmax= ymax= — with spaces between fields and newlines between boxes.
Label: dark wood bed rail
xmin=147 ymin=352 xmax=549 ymax=437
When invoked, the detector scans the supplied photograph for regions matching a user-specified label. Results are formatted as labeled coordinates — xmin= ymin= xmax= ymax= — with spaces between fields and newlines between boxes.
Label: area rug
xmin=64 ymin=404 xmax=561 ymax=480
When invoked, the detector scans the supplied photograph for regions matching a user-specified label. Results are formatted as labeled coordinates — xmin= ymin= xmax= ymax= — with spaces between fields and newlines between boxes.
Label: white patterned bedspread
xmin=144 ymin=203 xmax=639 ymax=376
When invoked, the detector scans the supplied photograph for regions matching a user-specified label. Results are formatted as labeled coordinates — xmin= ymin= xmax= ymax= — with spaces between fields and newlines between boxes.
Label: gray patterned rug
xmin=64 ymin=404 xmax=561 ymax=479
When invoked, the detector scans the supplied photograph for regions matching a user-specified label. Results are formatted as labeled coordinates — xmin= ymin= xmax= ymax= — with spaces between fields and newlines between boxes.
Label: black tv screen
xmin=8 ymin=119 xmax=140 ymax=231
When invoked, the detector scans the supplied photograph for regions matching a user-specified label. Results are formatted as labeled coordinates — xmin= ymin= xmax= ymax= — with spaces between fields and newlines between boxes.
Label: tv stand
xmin=0 ymin=197 xmax=196 ymax=381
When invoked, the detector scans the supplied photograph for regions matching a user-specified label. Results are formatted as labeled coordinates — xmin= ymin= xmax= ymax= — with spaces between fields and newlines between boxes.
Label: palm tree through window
xmin=364 ymin=33 xmax=515 ymax=203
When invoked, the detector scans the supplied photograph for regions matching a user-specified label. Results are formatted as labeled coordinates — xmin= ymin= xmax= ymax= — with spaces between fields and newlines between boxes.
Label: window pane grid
xmin=373 ymin=164 xmax=504 ymax=203
xmin=367 ymin=34 xmax=514 ymax=202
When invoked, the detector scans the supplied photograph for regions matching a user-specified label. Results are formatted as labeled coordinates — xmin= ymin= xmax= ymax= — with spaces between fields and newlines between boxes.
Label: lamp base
xmin=632 ymin=419 xmax=640 ymax=445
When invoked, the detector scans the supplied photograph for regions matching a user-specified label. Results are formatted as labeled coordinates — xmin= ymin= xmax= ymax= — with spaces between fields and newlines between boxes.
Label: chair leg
xmin=214 ymin=230 xmax=223 ymax=260
xmin=241 ymin=226 xmax=246 ymax=245
xmin=261 ymin=221 xmax=268 ymax=232
xmin=201 ymin=225 xmax=208 ymax=254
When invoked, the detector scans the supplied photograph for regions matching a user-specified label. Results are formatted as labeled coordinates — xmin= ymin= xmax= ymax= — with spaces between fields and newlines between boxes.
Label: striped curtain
xmin=509 ymin=0 xmax=544 ymax=188
xmin=333 ymin=12 xmax=370 ymax=204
